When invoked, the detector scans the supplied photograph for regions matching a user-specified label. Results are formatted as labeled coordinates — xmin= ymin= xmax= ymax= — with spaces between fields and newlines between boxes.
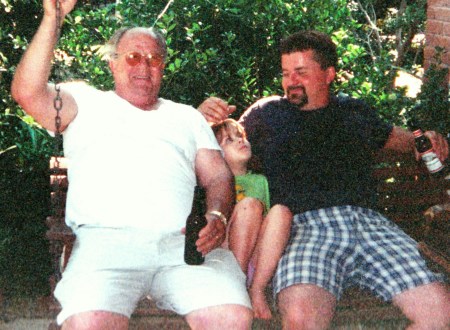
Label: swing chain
xmin=53 ymin=0 xmax=62 ymax=164
xmin=53 ymin=0 xmax=63 ymax=218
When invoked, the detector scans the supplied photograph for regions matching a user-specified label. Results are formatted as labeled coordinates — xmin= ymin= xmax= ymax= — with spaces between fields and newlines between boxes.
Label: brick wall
xmin=425 ymin=0 xmax=450 ymax=84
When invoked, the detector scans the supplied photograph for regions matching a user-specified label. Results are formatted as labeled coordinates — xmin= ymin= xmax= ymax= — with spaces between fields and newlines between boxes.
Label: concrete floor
xmin=0 ymin=318 xmax=52 ymax=330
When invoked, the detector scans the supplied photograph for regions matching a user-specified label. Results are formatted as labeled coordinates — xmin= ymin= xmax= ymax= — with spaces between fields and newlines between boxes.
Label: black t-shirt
xmin=239 ymin=95 xmax=393 ymax=214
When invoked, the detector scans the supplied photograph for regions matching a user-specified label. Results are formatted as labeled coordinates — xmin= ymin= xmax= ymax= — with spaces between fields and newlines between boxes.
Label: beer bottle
xmin=184 ymin=186 xmax=207 ymax=265
xmin=409 ymin=121 xmax=446 ymax=176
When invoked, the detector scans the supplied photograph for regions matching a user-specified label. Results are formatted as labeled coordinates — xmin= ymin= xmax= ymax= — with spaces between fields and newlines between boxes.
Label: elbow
xmin=10 ymin=78 xmax=21 ymax=104
xmin=10 ymin=77 xmax=30 ymax=108
xmin=11 ymin=77 xmax=46 ymax=113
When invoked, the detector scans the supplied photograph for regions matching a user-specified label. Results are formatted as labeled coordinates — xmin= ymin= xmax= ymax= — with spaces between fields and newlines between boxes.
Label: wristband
xmin=207 ymin=210 xmax=228 ymax=226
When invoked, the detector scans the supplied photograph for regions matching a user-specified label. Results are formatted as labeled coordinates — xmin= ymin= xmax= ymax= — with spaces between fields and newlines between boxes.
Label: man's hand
xmin=195 ymin=213 xmax=227 ymax=255
xmin=423 ymin=131 xmax=449 ymax=162
xmin=197 ymin=96 xmax=236 ymax=124
xmin=44 ymin=0 xmax=77 ymax=21
xmin=385 ymin=127 xmax=449 ymax=163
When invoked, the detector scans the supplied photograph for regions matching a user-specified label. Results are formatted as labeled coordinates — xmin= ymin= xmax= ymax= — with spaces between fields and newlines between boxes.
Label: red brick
xmin=444 ymin=22 xmax=450 ymax=37
xmin=424 ymin=47 xmax=436 ymax=67
xmin=426 ymin=20 xmax=443 ymax=34
xmin=425 ymin=0 xmax=449 ymax=81
xmin=427 ymin=0 xmax=450 ymax=7
xmin=427 ymin=34 xmax=450 ymax=49
xmin=433 ymin=7 xmax=450 ymax=22
xmin=427 ymin=6 xmax=450 ymax=21
xmin=427 ymin=6 xmax=437 ymax=20
xmin=443 ymin=52 xmax=450 ymax=67
xmin=424 ymin=45 xmax=450 ymax=68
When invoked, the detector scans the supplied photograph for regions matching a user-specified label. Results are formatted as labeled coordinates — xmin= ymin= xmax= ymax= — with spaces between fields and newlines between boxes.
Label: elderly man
xmin=11 ymin=0 xmax=252 ymax=329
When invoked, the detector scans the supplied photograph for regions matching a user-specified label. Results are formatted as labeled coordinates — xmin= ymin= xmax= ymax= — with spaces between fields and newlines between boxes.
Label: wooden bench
xmin=45 ymin=152 xmax=449 ymax=329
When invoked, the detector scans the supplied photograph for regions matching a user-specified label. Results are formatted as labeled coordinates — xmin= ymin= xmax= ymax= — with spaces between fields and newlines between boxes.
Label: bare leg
xmin=278 ymin=284 xmax=336 ymax=330
xmin=61 ymin=311 xmax=129 ymax=330
xmin=249 ymin=205 xmax=292 ymax=319
xmin=393 ymin=282 xmax=450 ymax=329
xmin=227 ymin=197 xmax=264 ymax=272
xmin=185 ymin=304 xmax=253 ymax=329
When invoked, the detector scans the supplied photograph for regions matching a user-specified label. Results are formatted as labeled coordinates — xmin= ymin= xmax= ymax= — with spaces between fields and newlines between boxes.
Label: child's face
xmin=218 ymin=129 xmax=252 ymax=166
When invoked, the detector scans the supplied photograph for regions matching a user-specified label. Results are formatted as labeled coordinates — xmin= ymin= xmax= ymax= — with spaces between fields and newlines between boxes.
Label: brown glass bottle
xmin=184 ymin=186 xmax=207 ymax=265
xmin=410 ymin=123 xmax=445 ymax=175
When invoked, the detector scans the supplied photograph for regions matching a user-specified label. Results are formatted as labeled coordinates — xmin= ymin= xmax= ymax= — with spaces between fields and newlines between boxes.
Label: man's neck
xmin=298 ymin=102 xmax=329 ymax=112
xmin=289 ymin=93 xmax=332 ymax=111
xmin=116 ymin=91 xmax=159 ymax=111
xmin=136 ymin=98 xmax=160 ymax=111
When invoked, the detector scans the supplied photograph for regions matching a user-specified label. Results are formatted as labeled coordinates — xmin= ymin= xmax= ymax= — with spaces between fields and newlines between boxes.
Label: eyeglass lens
xmin=125 ymin=52 xmax=163 ymax=67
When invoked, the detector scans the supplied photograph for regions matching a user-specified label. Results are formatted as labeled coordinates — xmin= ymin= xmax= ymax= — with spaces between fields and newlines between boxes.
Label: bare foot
xmin=249 ymin=286 xmax=272 ymax=320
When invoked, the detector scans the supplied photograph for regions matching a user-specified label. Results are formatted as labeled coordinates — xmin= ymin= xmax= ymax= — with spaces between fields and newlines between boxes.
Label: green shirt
xmin=235 ymin=172 xmax=270 ymax=214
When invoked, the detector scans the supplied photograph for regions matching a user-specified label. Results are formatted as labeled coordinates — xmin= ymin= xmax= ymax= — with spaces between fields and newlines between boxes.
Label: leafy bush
xmin=409 ymin=47 xmax=449 ymax=133
xmin=0 ymin=152 xmax=52 ymax=296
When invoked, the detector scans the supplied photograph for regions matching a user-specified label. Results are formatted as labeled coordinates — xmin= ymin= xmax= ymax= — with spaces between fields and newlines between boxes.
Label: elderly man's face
xmin=110 ymin=30 xmax=165 ymax=110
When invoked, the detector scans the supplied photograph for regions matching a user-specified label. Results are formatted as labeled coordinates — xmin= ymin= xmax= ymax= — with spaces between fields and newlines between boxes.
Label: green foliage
xmin=0 ymin=153 xmax=52 ymax=296
xmin=341 ymin=0 xmax=428 ymax=125
xmin=0 ymin=0 xmax=438 ymax=296
xmin=154 ymin=0 xmax=359 ymax=112
xmin=36 ymin=0 xmax=365 ymax=114
xmin=409 ymin=47 xmax=449 ymax=134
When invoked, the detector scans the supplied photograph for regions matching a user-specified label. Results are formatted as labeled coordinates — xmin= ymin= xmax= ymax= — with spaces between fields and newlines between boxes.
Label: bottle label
xmin=422 ymin=152 xmax=444 ymax=173
xmin=420 ymin=149 xmax=434 ymax=156
xmin=412 ymin=129 xmax=423 ymax=138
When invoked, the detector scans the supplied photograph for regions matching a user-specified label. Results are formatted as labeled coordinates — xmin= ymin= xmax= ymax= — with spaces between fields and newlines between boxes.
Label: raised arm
xmin=384 ymin=126 xmax=449 ymax=162
xmin=197 ymin=96 xmax=236 ymax=124
xmin=194 ymin=148 xmax=235 ymax=254
xmin=11 ymin=0 xmax=78 ymax=132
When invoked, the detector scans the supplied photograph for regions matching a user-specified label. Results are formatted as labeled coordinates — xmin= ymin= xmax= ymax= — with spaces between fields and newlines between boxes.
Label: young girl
xmin=212 ymin=119 xmax=292 ymax=319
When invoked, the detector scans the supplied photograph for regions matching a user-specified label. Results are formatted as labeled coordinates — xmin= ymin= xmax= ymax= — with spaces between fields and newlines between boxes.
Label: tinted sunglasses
xmin=113 ymin=51 xmax=164 ymax=68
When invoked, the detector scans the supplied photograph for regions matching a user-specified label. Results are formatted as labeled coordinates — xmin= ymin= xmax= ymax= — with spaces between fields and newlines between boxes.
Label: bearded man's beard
xmin=286 ymin=85 xmax=308 ymax=108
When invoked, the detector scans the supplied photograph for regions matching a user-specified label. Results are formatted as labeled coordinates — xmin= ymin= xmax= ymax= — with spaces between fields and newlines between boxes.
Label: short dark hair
xmin=280 ymin=30 xmax=338 ymax=70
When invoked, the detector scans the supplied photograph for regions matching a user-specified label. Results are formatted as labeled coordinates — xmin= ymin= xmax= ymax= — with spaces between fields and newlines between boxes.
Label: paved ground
xmin=0 ymin=317 xmax=411 ymax=330
xmin=0 ymin=318 xmax=52 ymax=330
xmin=0 ymin=295 xmax=52 ymax=330
xmin=0 ymin=294 xmax=410 ymax=330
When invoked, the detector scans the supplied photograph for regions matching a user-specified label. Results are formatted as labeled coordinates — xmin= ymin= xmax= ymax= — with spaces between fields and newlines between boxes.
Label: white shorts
xmin=54 ymin=226 xmax=251 ymax=325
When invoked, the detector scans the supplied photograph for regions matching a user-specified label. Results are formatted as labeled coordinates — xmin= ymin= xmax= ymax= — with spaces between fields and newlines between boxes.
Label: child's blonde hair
xmin=212 ymin=118 xmax=262 ymax=172
xmin=211 ymin=118 xmax=246 ymax=143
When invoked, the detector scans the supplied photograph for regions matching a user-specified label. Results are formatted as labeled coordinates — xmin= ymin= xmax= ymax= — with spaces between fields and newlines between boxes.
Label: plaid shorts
xmin=273 ymin=206 xmax=444 ymax=301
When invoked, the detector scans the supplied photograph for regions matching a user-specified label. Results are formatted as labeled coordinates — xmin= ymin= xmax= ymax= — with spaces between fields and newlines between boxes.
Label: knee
xmin=212 ymin=305 xmax=253 ymax=328
xmin=268 ymin=204 xmax=293 ymax=221
xmin=278 ymin=286 xmax=335 ymax=330
xmin=279 ymin=303 xmax=306 ymax=329
xmin=239 ymin=197 xmax=264 ymax=211
xmin=234 ymin=306 xmax=253 ymax=328
xmin=280 ymin=304 xmax=330 ymax=330
xmin=233 ymin=197 xmax=264 ymax=218
xmin=186 ymin=305 xmax=253 ymax=329
xmin=61 ymin=311 xmax=129 ymax=330
xmin=394 ymin=282 xmax=450 ymax=328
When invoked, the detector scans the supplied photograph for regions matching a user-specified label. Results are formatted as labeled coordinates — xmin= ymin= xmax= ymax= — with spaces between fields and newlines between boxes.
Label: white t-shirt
xmin=61 ymin=82 xmax=220 ymax=237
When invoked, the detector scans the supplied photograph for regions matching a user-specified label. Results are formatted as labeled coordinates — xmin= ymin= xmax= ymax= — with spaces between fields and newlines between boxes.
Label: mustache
xmin=287 ymin=85 xmax=305 ymax=92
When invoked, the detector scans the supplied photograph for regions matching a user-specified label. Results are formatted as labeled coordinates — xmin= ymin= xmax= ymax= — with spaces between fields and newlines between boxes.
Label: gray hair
xmin=100 ymin=27 xmax=167 ymax=61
